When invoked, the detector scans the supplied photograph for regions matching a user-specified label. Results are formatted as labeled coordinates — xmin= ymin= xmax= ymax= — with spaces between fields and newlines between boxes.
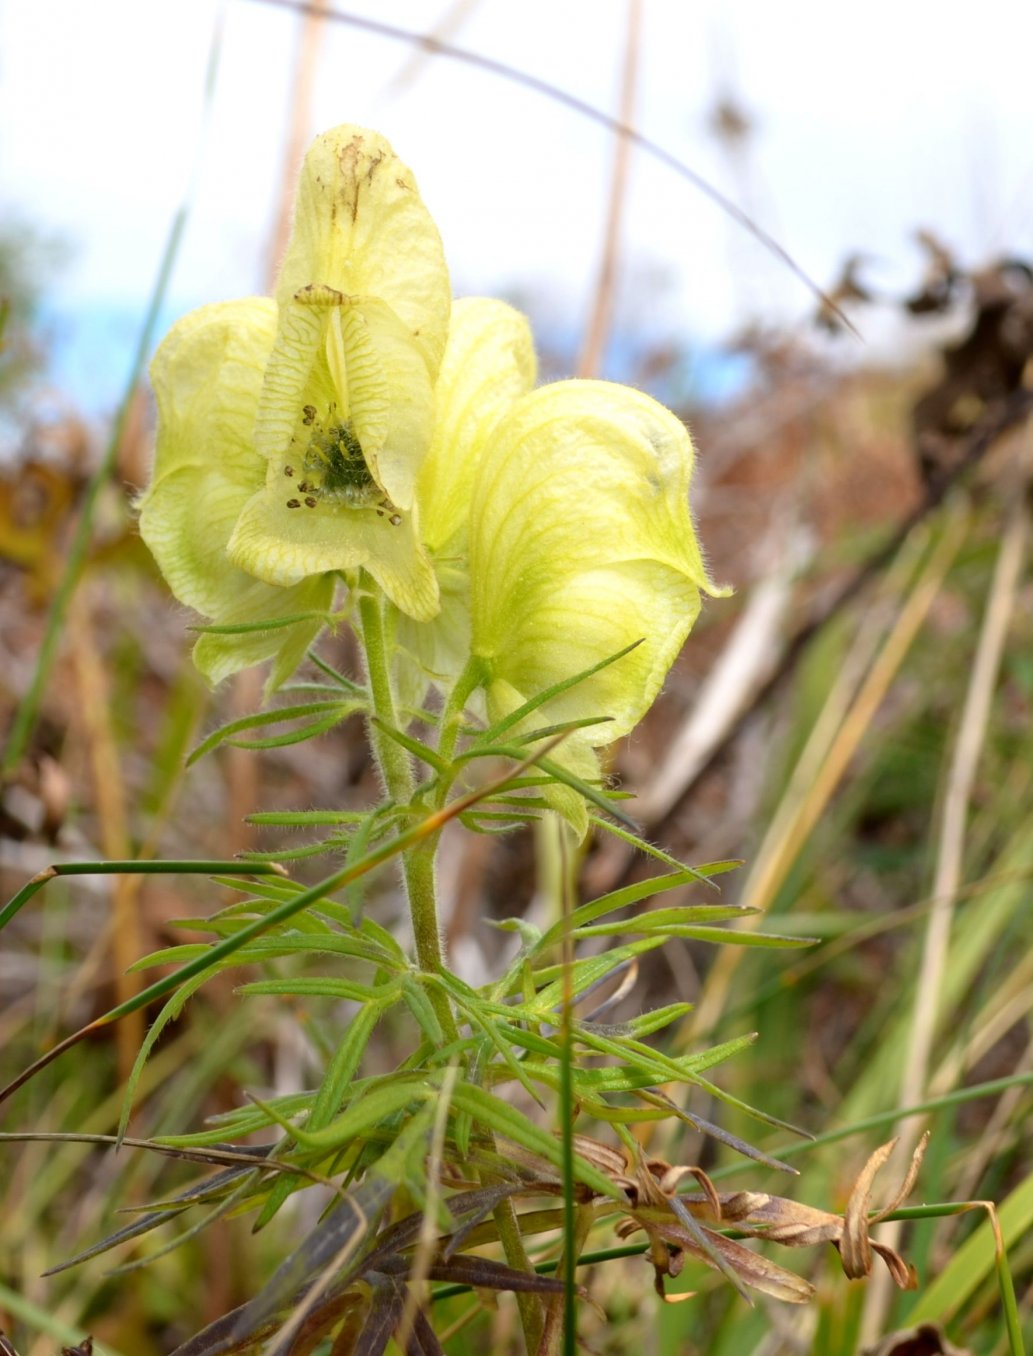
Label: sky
xmin=3 ymin=0 xmax=1033 ymax=414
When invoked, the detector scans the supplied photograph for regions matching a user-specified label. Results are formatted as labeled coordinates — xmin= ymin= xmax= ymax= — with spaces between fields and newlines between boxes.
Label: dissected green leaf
xmin=187 ymin=699 xmax=364 ymax=765
xmin=446 ymin=1083 xmax=622 ymax=1200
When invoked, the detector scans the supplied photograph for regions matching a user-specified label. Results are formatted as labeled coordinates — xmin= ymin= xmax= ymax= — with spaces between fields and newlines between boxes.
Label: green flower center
xmin=281 ymin=405 xmax=400 ymax=523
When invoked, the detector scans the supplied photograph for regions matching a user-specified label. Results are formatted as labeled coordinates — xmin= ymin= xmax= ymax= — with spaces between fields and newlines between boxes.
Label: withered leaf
xmin=863 ymin=1320 xmax=971 ymax=1356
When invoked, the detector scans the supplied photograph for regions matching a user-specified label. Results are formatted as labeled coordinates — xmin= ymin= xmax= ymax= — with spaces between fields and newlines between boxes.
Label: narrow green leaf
xmin=478 ymin=639 xmax=644 ymax=743
xmin=189 ymin=609 xmax=335 ymax=635
xmin=187 ymin=700 xmax=361 ymax=765
xmin=541 ymin=885 xmax=750 ymax=952
xmin=117 ymin=971 xmax=211 ymax=1143
xmin=588 ymin=816 xmax=742 ymax=883
xmin=307 ymin=649 xmax=367 ymax=696
xmin=573 ymin=913 xmax=815 ymax=947
xmin=252 ymin=1079 xmax=428 ymax=1151
xmin=449 ymin=995 xmax=545 ymax=1109
xmin=236 ymin=837 xmax=349 ymax=863
xmin=245 ymin=810 xmax=365 ymax=827
xmin=532 ymin=937 xmax=672 ymax=1004
xmin=401 ymin=976 xmax=445 ymax=1046
xmin=625 ymin=1004 xmax=695 ymax=1037
xmin=0 ymin=859 xmax=285 ymax=933
xmin=507 ymin=715 xmax=614 ymax=746
xmin=369 ymin=717 xmax=450 ymax=774
xmin=227 ymin=710 xmax=354 ymax=751
xmin=236 ymin=978 xmax=385 ymax=1002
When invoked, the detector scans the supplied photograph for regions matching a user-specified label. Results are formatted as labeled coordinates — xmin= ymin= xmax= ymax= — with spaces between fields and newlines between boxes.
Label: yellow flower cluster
xmin=139 ymin=124 xmax=718 ymax=802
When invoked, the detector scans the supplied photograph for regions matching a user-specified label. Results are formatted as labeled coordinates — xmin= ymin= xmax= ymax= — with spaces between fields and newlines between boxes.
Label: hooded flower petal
xmin=468 ymin=380 xmax=718 ymax=742
xmin=239 ymin=124 xmax=449 ymax=620
xmin=256 ymin=126 xmax=448 ymax=498
xmin=276 ymin=126 xmax=449 ymax=379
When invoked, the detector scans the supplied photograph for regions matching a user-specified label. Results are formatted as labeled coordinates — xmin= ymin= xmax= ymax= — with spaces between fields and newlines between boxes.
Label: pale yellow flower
xmin=139 ymin=125 xmax=450 ymax=684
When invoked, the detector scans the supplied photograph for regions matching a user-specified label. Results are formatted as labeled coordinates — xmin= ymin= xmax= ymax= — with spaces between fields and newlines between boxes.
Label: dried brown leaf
xmin=842 ymin=1139 xmax=897 ymax=1278
xmin=863 ymin=1320 xmax=971 ymax=1356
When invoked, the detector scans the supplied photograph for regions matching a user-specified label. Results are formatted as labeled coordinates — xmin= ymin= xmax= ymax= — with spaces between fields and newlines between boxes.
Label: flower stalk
xmin=358 ymin=578 xmax=458 ymax=1045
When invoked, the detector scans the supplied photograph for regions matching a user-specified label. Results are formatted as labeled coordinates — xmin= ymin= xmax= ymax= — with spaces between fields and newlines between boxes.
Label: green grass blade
xmin=904 ymin=1173 xmax=1033 ymax=1336
xmin=0 ymin=859 xmax=285 ymax=931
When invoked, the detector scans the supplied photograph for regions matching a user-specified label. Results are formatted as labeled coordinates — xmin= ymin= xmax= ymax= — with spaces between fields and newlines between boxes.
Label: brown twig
xmin=578 ymin=0 xmax=642 ymax=378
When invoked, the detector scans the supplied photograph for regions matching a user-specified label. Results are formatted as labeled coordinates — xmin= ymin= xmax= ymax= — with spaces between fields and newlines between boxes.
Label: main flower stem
xmin=359 ymin=588 xmax=543 ymax=1351
xmin=358 ymin=582 xmax=458 ymax=1044
xmin=358 ymin=587 xmax=414 ymax=804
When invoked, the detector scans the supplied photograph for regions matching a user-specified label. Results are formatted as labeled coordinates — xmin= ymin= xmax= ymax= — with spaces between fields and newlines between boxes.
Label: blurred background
xmin=4 ymin=0 xmax=1033 ymax=420
xmin=2 ymin=3 xmax=1033 ymax=1354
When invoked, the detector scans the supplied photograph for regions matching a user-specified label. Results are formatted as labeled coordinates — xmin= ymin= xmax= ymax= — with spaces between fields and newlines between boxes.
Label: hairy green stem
xmin=358 ymin=589 xmax=414 ymax=802
xmin=358 ymin=582 xmax=458 ymax=1043
xmin=436 ymin=654 xmax=488 ymax=776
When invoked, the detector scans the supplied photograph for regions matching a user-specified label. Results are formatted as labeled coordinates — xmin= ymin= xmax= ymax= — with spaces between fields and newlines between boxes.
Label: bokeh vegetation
xmin=2 ymin=11 xmax=1032 ymax=1356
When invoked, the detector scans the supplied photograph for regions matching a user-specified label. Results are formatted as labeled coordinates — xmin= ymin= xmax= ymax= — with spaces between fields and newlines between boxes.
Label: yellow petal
xmin=140 ymin=464 xmax=259 ymax=619
xmin=325 ymin=297 xmax=434 ymax=510
xmin=226 ymin=489 xmax=439 ymax=622
xmin=253 ymin=296 xmax=327 ymax=466
xmin=469 ymin=381 xmax=717 ymax=742
xmin=277 ymin=125 xmax=450 ymax=380
xmin=193 ymin=574 xmax=335 ymax=690
xmin=147 ymin=298 xmax=277 ymax=484
xmin=417 ymin=297 xmax=536 ymax=552
xmin=140 ymin=300 xmax=274 ymax=615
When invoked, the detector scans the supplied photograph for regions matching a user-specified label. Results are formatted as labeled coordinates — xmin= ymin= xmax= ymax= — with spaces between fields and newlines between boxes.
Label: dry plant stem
xmin=949 ymin=1036 xmax=1033 ymax=1218
xmin=862 ymin=457 xmax=1031 ymax=1342
xmin=577 ymin=0 xmax=641 ymax=378
xmin=634 ymin=538 xmax=800 ymax=826
xmin=265 ymin=0 xmax=328 ymax=287
xmin=70 ymin=593 xmax=142 ymax=1079
xmin=933 ymin=951 xmax=1033 ymax=1095
xmin=688 ymin=507 xmax=969 ymax=1043
xmin=379 ymin=0 xmax=483 ymax=100
xmin=227 ymin=668 xmax=262 ymax=856
xmin=1 ymin=15 xmax=223 ymax=779
xmin=357 ymin=587 xmax=458 ymax=1044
